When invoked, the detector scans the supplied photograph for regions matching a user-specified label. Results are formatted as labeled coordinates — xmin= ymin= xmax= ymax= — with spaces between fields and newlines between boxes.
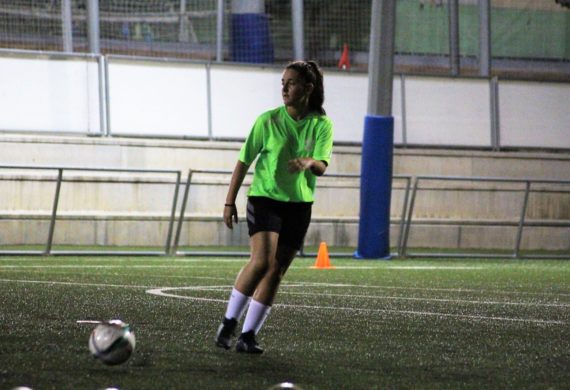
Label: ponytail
xmin=285 ymin=60 xmax=326 ymax=115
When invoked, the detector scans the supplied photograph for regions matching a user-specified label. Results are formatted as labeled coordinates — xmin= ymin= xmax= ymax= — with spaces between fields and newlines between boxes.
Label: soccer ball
xmin=88 ymin=320 xmax=136 ymax=365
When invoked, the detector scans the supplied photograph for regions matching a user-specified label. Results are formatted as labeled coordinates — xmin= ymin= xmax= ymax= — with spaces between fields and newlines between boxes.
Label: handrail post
xmin=45 ymin=169 xmax=63 ymax=255
xmin=514 ymin=181 xmax=530 ymax=258
xmin=165 ymin=171 xmax=182 ymax=256
xmin=172 ymin=170 xmax=193 ymax=256
xmin=401 ymin=177 xmax=419 ymax=258
xmin=396 ymin=176 xmax=412 ymax=257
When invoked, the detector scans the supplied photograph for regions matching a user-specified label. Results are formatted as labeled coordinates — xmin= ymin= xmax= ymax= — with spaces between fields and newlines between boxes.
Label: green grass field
xmin=1 ymin=256 xmax=569 ymax=389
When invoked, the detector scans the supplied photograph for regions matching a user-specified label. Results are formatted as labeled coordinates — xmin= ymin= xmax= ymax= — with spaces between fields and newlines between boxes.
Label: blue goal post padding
xmin=354 ymin=115 xmax=394 ymax=260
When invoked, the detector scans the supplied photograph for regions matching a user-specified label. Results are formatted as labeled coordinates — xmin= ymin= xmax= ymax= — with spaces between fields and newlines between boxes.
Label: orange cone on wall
xmin=311 ymin=242 xmax=335 ymax=269
xmin=338 ymin=43 xmax=350 ymax=70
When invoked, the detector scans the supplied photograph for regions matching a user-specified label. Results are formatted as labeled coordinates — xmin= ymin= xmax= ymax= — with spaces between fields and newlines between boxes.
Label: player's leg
xmin=215 ymin=197 xmax=280 ymax=350
xmin=235 ymin=244 xmax=297 ymax=353
xmin=236 ymin=201 xmax=311 ymax=354
xmin=215 ymin=231 xmax=277 ymax=349
xmin=251 ymin=243 xmax=298 ymax=305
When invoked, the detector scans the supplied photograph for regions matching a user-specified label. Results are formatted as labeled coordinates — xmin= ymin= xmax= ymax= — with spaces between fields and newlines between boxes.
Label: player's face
xmin=281 ymin=69 xmax=311 ymax=108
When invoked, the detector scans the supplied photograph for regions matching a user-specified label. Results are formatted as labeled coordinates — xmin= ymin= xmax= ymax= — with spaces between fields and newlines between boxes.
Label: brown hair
xmin=285 ymin=60 xmax=326 ymax=115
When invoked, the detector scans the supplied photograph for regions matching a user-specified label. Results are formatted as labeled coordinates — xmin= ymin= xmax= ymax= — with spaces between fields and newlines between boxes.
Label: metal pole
xmin=61 ymin=0 xmax=73 ymax=53
xmin=165 ymin=172 xmax=182 ymax=255
xmin=292 ymin=0 xmax=304 ymax=60
xmin=97 ymin=55 xmax=107 ymax=136
xmin=87 ymin=0 xmax=100 ymax=54
xmin=179 ymin=0 xmax=190 ymax=43
xmin=216 ymin=0 xmax=224 ymax=62
xmin=401 ymin=177 xmax=419 ymax=257
xmin=490 ymin=76 xmax=500 ymax=150
xmin=45 ymin=169 xmax=63 ymax=255
xmin=478 ymin=0 xmax=491 ymax=77
xmin=368 ymin=0 xmax=396 ymax=116
xmin=103 ymin=56 xmax=111 ymax=136
xmin=514 ymin=181 xmax=530 ymax=258
xmin=172 ymin=171 xmax=193 ymax=255
xmin=448 ymin=0 xmax=459 ymax=76
xmin=206 ymin=63 xmax=213 ymax=140
xmin=397 ymin=177 xmax=412 ymax=257
xmin=400 ymin=74 xmax=407 ymax=146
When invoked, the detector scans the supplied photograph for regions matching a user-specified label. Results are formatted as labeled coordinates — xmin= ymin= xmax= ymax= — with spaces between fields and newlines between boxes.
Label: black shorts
xmin=246 ymin=196 xmax=312 ymax=250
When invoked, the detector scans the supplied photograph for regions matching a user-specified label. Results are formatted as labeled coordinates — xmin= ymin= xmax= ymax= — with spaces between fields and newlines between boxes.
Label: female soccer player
xmin=215 ymin=60 xmax=333 ymax=354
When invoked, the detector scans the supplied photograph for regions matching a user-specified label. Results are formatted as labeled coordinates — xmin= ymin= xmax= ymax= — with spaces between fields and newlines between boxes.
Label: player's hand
xmin=287 ymin=157 xmax=313 ymax=173
xmin=223 ymin=204 xmax=238 ymax=229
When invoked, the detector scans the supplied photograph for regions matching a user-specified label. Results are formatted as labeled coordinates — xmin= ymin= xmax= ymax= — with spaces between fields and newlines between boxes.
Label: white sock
xmin=242 ymin=299 xmax=271 ymax=335
xmin=224 ymin=288 xmax=251 ymax=321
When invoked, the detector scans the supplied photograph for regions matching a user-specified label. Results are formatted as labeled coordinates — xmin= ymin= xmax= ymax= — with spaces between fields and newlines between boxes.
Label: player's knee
xmin=247 ymin=258 xmax=269 ymax=277
xmin=266 ymin=262 xmax=286 ymax=282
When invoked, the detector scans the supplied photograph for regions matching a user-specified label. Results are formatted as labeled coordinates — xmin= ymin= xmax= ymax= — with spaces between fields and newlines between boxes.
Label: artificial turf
xmin=0 ymin=256 xmax=569 ymax=389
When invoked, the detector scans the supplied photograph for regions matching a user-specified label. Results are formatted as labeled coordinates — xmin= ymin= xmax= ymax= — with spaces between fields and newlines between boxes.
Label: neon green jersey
xmin=239 ymin=105 xmax=334 ymax=202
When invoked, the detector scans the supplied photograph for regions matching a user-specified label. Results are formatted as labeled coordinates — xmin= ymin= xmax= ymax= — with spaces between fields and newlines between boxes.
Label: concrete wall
xmin=0 ymin=134 xmax=569 ymax=252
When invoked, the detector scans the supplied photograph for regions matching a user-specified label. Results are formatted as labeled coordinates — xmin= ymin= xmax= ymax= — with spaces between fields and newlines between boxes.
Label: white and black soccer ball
xmin=88 ymin=320 xmax=136 ymax=365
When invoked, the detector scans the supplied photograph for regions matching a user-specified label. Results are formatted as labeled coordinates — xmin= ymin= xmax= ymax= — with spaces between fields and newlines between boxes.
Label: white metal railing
xmin=401 ymin=176 xmax=570 ymax=259
xmin=0 ymin=165 xmax=181 ymax=256
xmin=1 ymin=166 xmax=569 ymax=258
xmin=171 ymin=169 xmax=412 ymax=257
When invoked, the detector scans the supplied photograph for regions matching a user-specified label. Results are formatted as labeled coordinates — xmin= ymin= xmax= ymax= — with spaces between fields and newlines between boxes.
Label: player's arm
xmin=224 ymin=160 xmax=249 ymax=229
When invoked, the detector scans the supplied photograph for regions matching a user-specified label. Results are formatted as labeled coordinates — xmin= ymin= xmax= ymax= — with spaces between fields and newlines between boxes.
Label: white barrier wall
xmin=107 ymin=59 xmax=209 ymax=138
xmin=324 ymin=72 xmax=404 ymax=143
xmin=499 ymin=81 xmax=570 ymax=149
xmin=210 ymin=65 xmax=282 ymax=138
xmin=404 ymin=76 xmax=492 ymax=147
xmin=0 ymin=55 xmax=100 ymax=134
xmin=0 ymin=52 xmax=568 ymax=150
xmin=209 ymin=66 xmax=404 ymax=143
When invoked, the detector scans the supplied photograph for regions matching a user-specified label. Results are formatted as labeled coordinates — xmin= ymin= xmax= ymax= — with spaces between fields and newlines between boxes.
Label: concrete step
xmin=1 ymin=134 xmax=569 ymax=253
xmin=1 ymin=213 xmax=568 ymax=251
xmin=2 ymin=134 xmax=570 ymax=179
xmin=1 ymin=171 xmax=568 ymax=220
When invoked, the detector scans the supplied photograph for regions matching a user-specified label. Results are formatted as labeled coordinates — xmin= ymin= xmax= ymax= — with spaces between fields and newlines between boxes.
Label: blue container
xmin=231 ymin=13 xmax=274 ymax=63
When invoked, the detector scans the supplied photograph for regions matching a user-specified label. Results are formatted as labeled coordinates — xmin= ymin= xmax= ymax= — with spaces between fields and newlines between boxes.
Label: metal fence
xmin=401 ymin=175 xmax=570 ymax=259
xmin=1 ymin=165 xmax=568 ymax=258
xmin=0 ymin=165 xmax=182 ymax=256
xmin=171 ymin=170 xmax=412 ymax=258
xmin=0 ymin=0 xmax=568 ymax=78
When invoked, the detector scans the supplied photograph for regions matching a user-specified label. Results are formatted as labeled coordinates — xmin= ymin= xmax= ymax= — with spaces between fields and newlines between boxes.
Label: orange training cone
xmin=337 ymin=43 xmax=350 ymax=70
xmin=311 ymin=242 xmax=334 ymax=269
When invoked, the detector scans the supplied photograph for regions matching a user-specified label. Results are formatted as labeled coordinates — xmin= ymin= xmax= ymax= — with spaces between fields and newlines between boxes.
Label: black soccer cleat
xmin=215 ymin=317 xmax=237 ymax=350
xmin=235 ymin=330 xmax=264 ymax=354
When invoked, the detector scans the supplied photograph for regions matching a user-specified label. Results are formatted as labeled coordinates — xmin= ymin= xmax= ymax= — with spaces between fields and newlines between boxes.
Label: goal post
xmin=355 ymin=0 xmax=396 ymax=260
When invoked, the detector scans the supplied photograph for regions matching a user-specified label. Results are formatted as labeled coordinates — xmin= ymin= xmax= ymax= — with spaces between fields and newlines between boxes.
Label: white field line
xmin=281 ymin=290 xmax=570 ymax=308
xmin=289 ymin=281 xmax=570 ymax=298
xmin=1 ymin=273 xmax=569 ymax=297
xmin=0 ymin=278 xmax=152 ymax=288
xmin=0 ymin=264 xmax=238 ymax=269
xmin=0 ymin=262 xmax=567 ymax=273
xmin=146 ymin=287 xmax=568 ymax=326
xmin=0 ymin=278 xmax=566 ymax=325
xmin=0 ymin=268 xmax=228 ymax=281
xmin=384 ymin=266 xmax=484 ymax=270
xmin=0 ymin=258 xmax=248 ymax=263
xmin=167 ymin=286 xmax=569 ymax=308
